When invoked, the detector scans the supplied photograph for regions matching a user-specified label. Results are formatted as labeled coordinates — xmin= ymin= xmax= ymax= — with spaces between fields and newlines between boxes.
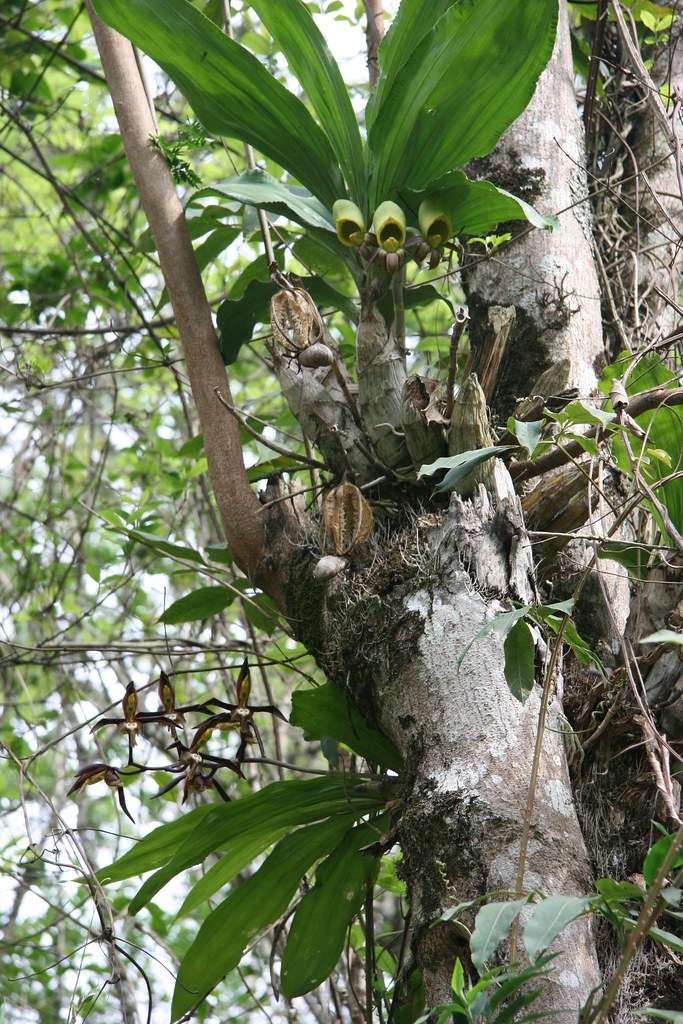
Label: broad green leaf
xmin=503 ymin=619 xmax=536 ymax=703
xmin=159 ymin=585 xmax=234 ymax=624
xmin=401 ymin=173 xmax=558 ymax=238
xmin=595 ymin=878 xmax=646 ymax=902
xmin=248 ymin=0 xmax=365 ymax=205
xmin=598 ymin=541 xmax=651 ymax=580
xmin=171 ymin=815 xmax=359 ymax=1020
xmin=418 ymin=446 xmax=512 ymax=493
xmin=90 ymin=0 xmax=343 ymax=207
xmin=177 ymin=824 xmax=297 ymax=915
xmin=470 ymin=898 xmax=528 ymax=972
xmin=129 ymin=777 xmax=384 ymax=911
xmin=523 ymin=894 xmax=591 ymax=963
xmin=641 ymin=629 xmax=683 ymax=646
xmin=290 ymin=684 xmax=403 ymax=773
xmin=280 ymin=820 xmax=383 ymax=997
xmin=366 ymin=0 xmax=455 ymax=131
xmin=366 ymin=0 xmax=558 ymax=206
xmin=194 ymin=172 xmax=335 ymax=233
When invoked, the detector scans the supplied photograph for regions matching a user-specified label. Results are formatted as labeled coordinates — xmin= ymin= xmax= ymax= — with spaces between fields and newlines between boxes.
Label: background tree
xmin=1 ymin=2 xmax=682 ymax=1024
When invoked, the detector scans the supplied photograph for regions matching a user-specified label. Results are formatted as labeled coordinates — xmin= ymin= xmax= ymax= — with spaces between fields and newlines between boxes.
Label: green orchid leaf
xmin=217 ymin=278 xmax=270 ymax=365
xmin=280 ymin=820 xmax=384 ymax=998
xmin=90 ymin=0 xmax=343 ymax=207
xmin=248 ymin=0 xmax=364 ymax=205
xmin=193 ymin=171 xmax=335 ymax=234
xmin=96 ymin=803 xmax=217 ymax=883
xmin=290 ymin=684 xmax=403 ymax=773
xmin=367 ymin=0 xmax=558 ymax=206
xmin=401 ymin=173 xmax=557 ymax=238
xmin=96 ymin=776 xmax=384 ymax=912
xmin=366 ymin=0 xmax=456 ymax=132
xmin=171 ymin=815 xmax=359 ymax=1020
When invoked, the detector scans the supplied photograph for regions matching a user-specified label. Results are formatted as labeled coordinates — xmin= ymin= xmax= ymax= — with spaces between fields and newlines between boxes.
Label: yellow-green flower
xmin=418 ymin=197 xmax=453 ymax=248
xmin=332 ymin=199 xmax=366 ymax=247
xmin=372 ymin=201 xmax=407 ymax=254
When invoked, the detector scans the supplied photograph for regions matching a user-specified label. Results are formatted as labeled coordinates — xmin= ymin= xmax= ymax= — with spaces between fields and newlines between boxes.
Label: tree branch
xmin=86 ymin=6 xmax=281 ymax=601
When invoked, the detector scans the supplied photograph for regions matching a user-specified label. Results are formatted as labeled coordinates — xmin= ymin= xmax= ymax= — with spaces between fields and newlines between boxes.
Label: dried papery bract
xmin=270 ymin=286 xmax=323 ymax=352
xmin=322 ymin=480 xmax=374 ymax=555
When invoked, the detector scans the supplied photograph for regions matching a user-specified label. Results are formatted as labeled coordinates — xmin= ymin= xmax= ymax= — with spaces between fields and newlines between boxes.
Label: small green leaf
xmin=503 ymin=619 xmax=536 ymax=703
xmin=159 ymin=585 xmax=234 ymax=624
xmin=597 ymin=541 xmax=650 ymax=580
xmin=523 ymin=895 xmax=591 ymax=963
xmin=457 ymin=605 xmax=531 ymax=668
xmin=595 ymin=878 xmax=646 ymax=902
xmin=280 ymin=821 xmax=383 ymax=997
xmin=508 ymin=418 xmax=544 ymax=456
xmin=470 ymin=898 xmax=528 ymax=972
xmin=126 ymin=529 xmax=205 ymax=564
xmin=553 ymin=401 xmax=615 ymax=427
xmin=418 ymin=446 xmax=511 ymax=492
xmin=648 ymin=926 xmax=683 ymax=955
xmin=643 ymin=832 xmax=683 ymax=887
xmin=290 ymin=684 xmax=403 ymax=773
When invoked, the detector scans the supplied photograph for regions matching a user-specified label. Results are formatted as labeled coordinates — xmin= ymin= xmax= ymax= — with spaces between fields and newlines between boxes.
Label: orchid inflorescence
xmin=68 ymin=659 xmax=287 ymax=821
xmin=333 ymin=195 xmax=453 ymax=275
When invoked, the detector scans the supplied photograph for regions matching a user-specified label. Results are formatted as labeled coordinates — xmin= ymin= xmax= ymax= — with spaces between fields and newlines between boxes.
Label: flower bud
xmin=428 ymin=247 xmax=443 ymax=269
xmin=332 ymin=199 xmax=366 ymax=247
xmin=418 ymin=197 xmax=453 ymax=248
xmin=384 ymin=249 xmax=406 ymax=275
xmin=372 ymin=201 xmax=407 ymax=254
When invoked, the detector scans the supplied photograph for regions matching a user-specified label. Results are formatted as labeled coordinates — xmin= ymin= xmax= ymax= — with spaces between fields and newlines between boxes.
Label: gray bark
xmin=463 ymin=1 xmax=604 ymax=419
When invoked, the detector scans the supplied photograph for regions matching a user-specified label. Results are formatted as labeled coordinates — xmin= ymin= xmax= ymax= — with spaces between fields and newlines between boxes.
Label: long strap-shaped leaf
xmin=249 ymin=0 xmax=365 ymax=208
xmin=365 ymin=0 xmax=455 ymax=130
xmin=91 ymin=0 xmax=344 ymax=207
xmin=171 ymin=815 xmax=359 ymax=1020
xmin=367 ymin=0 xmax=558 ymax=207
